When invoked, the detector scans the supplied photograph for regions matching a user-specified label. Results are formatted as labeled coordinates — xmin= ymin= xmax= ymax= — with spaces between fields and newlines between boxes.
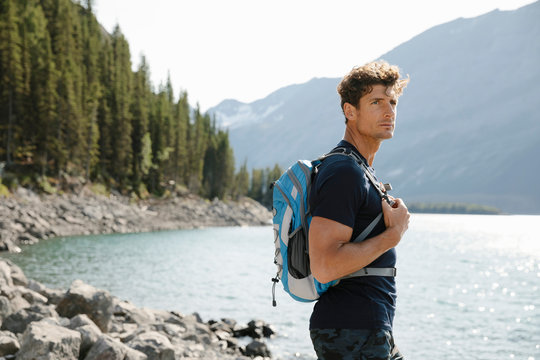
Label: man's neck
xmin=343 ymin=128 xmax=381 ymax=166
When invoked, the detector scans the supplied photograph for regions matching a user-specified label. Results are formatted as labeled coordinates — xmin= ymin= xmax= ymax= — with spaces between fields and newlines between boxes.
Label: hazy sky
xmin=93 ymin=0 xmax=535 ymax=111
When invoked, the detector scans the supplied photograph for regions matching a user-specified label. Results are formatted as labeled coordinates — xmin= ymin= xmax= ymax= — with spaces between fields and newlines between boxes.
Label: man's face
xmin=353 ymin=84 xmax=398 ymax=141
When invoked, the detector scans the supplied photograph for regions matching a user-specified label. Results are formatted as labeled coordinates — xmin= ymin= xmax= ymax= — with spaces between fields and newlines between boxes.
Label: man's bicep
xmin=309 ymin=216 xmax=353 ymax=282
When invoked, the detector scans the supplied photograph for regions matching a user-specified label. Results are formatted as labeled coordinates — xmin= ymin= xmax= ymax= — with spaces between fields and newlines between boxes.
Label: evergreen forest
xmin=0 ymin=0 xmax=281 ymax=206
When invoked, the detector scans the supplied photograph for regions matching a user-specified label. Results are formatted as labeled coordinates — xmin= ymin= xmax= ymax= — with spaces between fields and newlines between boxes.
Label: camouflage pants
xmin=310 ymin=328 xmax=404 ymax=360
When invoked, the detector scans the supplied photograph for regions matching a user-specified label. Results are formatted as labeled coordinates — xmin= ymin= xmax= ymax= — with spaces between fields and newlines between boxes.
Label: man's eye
xmin=372 ymin=100 xmax=379 ymax=105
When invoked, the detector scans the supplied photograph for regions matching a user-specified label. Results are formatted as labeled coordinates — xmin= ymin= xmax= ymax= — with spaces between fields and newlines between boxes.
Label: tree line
xmin=0 ymin=0 xmax=282 ymax=205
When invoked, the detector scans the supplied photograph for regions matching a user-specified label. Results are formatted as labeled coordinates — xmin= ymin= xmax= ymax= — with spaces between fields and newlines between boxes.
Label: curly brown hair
xmin=337 ymin=60 xmax=409 ymax=120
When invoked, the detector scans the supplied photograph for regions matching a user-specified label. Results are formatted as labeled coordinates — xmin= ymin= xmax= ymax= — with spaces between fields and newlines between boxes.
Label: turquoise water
xmin=3 ymin=214 xmax=539 ymax=359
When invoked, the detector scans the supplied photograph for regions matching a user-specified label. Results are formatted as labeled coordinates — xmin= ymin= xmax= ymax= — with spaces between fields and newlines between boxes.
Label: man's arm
xmin=309 ymin=198 xmax=410 ymax=283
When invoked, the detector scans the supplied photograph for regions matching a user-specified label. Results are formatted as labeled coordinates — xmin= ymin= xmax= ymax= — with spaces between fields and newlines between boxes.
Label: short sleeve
xmin=310 ymin=158 xmax=367 ymax=228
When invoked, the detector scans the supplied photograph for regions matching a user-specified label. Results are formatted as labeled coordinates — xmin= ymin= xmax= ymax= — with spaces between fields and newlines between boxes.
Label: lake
xmin=3 ymin=214 xmax=539 ymax=359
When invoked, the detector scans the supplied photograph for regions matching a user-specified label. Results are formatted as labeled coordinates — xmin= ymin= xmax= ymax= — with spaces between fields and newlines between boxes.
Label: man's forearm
xmin=310 ymin=227 xmax=400 ymax=283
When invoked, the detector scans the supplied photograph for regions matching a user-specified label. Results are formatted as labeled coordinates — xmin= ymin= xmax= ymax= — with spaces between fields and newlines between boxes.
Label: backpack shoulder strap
xmin=322 ymin=147 xmax=395 ymax=206
xmin=320 ymin=147 xmax=397 ymax=280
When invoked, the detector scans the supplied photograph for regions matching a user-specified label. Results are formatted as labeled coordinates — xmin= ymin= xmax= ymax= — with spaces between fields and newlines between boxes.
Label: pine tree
xmin=97 ymin=34 xmax=114 ymax=181
xmin=148 ymin=88 xmax=170 ymax=193
xmin=161 ymin=75 xmax=175 ymax=183
xmin=249 ymin=168 xmax=264 ymax=203
xmin=46 ymin=0 xmax=84 ymax=175
xmin=130 ymin=55 xmax=151 ymax=191
xmin=187 ymin=106 xmax=210 ymax=193
xmin=261 ymin=163 xmax=283 ymax=207
xmin=202 ymin=128 xmax=235 ymax=199
xmin=80 ymin=0 xmax=101 ymax=181
xmin=172 ymin=91 xmax=189 ymax=186
xmin=215 ymin=130 xmax=235 ymax=198
xmin=232 ymin=160 xmax=250 ymax=200
xmin=21 ymin=1 xmax=58 ymax=174
xmin=109 ymin=25 xmax=133 ymax=187
xmin=0 ymin=0 xmax=24 ymax=165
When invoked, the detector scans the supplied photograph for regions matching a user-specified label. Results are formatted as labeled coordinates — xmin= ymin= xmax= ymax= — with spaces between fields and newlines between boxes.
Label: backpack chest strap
xmin=342 ymin=267 xmax=397 ymax=279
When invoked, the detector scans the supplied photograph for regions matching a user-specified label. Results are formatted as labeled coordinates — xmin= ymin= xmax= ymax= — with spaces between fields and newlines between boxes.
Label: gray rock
xmin=27 ymin=280 xmax=65 ymax=305
xmin=0 ymin=331 xmax=19 ymax=356
xmin=262 ymin=323 xmax=276 ymax=338
xmin=209 ymin=319 xmax=234 ymax=335
xmin=1 ymin=303 xmax=58 ymax=334
xmin=113 ymin=300 xmax=156 ymax=325
xmin=127 ymin=331 xmax=175 ymax=360
xmin=234 ymin=319 xmax=276 ymax=340
xmin=147 ymin=309 xmax=184 ymax=326
xmin=244 ymin=340 xmax=271 ymax=358
xmin=68 ymin=313 xmax=98 ymax=329
xmin=16 ymin=319 xmax=81 ymax=360
xmin=15 ymin=286 xmax=48 ymax=305
xmin=56 ymin=280 xmax=114 ymax=332
xmin=84 ymin=335 xmax=148 ymax=360
xmin=16 ymin=233 xmax=39 ymax=245
xmin=0 ymin=296 xmax=12 ymax=322
xmin=150 ymin=323 xmax=186 ymax=341
xmin=5 ymin=294 xmax=30 ymax=314
xmin=214 ymin=329 xmax=232 ymax=341
xmin=225 ymin=336 xmax=239 ymax=350
xmin=68 ymin=315 xmax=103 ymax=358
xmin=220 ymin=318 xmax=237 ymax=329
xmin=184 ymin=312 xmax=203 ymax=324
xmin=77 ymin=324 xmax=102 ymax=357
xmin=0 ymin=262 xmax=13 ymax=288
xmin=107 ymin=321 xmax=139 ymax=342
xmin=0 ymin=237 xmax=20 ymax=253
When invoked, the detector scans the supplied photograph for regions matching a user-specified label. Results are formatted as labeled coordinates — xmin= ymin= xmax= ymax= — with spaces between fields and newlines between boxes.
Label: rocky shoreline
xmin=0 ymin=187 xmax=272 ymax=253
xmin=0 ymin=258 xmax=275 ymax=359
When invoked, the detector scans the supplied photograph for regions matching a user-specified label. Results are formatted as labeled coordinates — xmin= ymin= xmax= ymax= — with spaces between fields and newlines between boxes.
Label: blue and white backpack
xmin=271 ymin=147 xmax=396 ymax=306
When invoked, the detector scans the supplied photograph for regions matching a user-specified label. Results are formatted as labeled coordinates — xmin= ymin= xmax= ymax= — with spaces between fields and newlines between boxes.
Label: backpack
xmin=271 ymin=147 xmax=396 ymax=306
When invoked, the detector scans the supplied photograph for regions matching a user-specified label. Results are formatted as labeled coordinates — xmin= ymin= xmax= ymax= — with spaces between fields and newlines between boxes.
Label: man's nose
xmin=384 ymin=105 xmax=396 ymax=118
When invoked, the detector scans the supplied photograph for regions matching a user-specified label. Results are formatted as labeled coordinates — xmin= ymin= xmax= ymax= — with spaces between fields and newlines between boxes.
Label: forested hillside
xmin=0 ymin=0 xmax=275 ymax=201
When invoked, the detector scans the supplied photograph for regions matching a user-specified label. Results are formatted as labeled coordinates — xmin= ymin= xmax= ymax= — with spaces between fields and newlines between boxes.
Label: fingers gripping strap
xmin=343 ymin=213 xmax=396 ymax=279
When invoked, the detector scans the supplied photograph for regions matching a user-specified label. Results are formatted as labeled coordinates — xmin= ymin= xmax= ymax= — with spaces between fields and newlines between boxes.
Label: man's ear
xmin=343 ymin=102 xmax=356 ymax=122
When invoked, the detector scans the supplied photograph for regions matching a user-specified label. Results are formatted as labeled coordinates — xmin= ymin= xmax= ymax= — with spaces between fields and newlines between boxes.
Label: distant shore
xmin=0 ymin=187 xmax=272 ymax=253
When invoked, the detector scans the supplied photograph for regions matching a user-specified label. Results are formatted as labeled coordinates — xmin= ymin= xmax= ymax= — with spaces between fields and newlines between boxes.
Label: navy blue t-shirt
xmin=309 ymin=140 xmax=397 ymax=330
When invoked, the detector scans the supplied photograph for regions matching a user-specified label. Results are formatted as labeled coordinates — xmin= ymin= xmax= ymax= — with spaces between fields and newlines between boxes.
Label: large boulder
xmin=126 ymin=331 xmax=175 ymax=360
xmin=56 ymin=280 xmax=114 ymax=332
xmin=84 ymin=335 xmax=147 ymax=360
xmin=0 ymin=330 xmax=20 ymax=356
xmin=16 ymin=319 xmax=81 ymax=360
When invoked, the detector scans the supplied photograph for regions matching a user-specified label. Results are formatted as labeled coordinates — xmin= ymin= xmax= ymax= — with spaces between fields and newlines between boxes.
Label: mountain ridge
xmin=209 ymin=1 xmax=540 ymax=214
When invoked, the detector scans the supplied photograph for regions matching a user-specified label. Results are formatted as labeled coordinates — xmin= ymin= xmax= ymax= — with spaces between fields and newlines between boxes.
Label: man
xmin=308 ymin=60 xmax=410 ymax=360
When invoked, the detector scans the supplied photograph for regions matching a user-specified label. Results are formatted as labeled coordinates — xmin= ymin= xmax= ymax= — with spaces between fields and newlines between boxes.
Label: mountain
xmin=209 ymin=1 xmax=540 ymax=214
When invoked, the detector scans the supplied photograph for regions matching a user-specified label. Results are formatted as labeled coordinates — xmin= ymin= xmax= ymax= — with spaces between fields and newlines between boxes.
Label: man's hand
xmin=381 ymin=197 xmax=410 ymax=249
